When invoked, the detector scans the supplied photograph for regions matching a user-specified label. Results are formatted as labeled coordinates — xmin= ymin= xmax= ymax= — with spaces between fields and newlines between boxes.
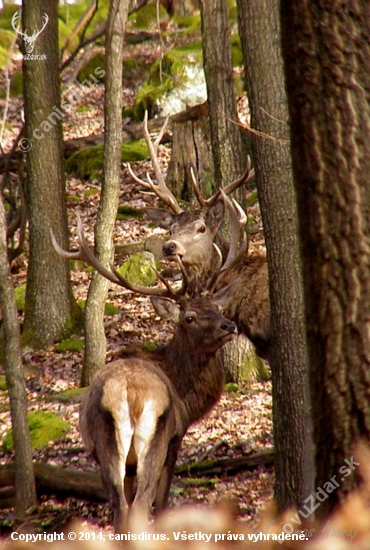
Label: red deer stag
xmin=51 ymin=220 xmax=237 ymax=533
xmin=128 ymin=114 xmax=270 ymax=360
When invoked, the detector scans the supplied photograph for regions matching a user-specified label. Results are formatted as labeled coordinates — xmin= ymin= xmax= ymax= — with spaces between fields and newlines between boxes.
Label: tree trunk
xmin=217 ymin=334 xmax=270 ymax=384
xmin=166 ymin=103 xmax=215 ymax=203
xmin=81 ymin=0 xmax=129 ymax=386
xmin=199 ymin=0 xmax=246 ymax=194
xmin=237 ymin=0 xmax=314 ymax=511
xmin=22 ymin=0 xmax=80 ymax=347
xmin=0 ymin=197 xmax=36 ymax=517
xmin=281 ymin=1 xmax=370 ymax=517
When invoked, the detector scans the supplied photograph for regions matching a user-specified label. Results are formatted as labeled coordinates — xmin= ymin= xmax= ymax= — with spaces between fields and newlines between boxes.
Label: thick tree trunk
xmin=166 ymin=103 xmax=215 ymax=203
xmin=81 ymin=0 xmax=129 ymax=386
xmin=281 ymin=1 xmax=370 ymax=517
xmin=237 ymin=0 xmax=313 ymax=511
xmin=0 ymin=198 xmax=36 ymax=517
xmin=22 ymin=0 xmax=79 ymax=347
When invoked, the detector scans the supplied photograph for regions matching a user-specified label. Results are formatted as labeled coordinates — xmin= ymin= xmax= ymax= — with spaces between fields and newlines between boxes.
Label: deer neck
xmin=163 ymin=331 xmax=224 ymax=425
xmin=184 ymin=248 xmax=221 ymax=297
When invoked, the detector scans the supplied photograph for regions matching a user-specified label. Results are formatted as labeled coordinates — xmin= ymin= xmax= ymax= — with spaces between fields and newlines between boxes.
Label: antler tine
xmin=222 ymin=156 xmax=255 ymax=197
xmin=52 ymin=214 xmax=179 ymax=299
xmin=126 ymin=111 xmax=181 ymax=214
xmin=207 ymin=156 xmax=255 ymax=207
xmin=190 ymin=166 xmax=208 ymax=208
xmin=205 ymin=244 xmax=223 ymax=292
xmin=220 ymin=190 xmax=247 ymax=273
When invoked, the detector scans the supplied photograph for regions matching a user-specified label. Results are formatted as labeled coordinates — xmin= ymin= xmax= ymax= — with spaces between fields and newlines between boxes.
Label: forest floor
xmin=0 ymin=34 xmax=274 ymax=537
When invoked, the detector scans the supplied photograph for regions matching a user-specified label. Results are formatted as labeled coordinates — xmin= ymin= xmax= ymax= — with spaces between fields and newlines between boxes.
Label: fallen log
xmin=0 ymin=449 xmax=274 ymax=508
xmin=176 ymin=449 xmax=275 ymax=477
xmin=0 ymin=462 xmax=106 ymax=507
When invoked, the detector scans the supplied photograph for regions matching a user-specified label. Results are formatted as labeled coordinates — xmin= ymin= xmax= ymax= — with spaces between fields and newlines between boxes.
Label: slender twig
xmin=227 ymin=116 xmax=289 ymax=144
xmin=259 ymin=106 xmax=287 ymax=125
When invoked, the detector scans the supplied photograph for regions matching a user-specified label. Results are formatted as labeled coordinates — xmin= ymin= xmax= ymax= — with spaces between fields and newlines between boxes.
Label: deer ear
xmin=212 ymin=279 xmax=240 ymax=311
xmin=150 ymin=297 xmax=180 ymax=323
xmin=206 ymin=200 xmax=225 ymax=232
xmin=145 ymin=208 xmax=177 ymax=230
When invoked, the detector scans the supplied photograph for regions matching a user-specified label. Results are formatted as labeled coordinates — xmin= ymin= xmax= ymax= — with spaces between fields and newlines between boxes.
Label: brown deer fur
xmin=146 ymin=204 xmax=271 ymax=359
xmin=79 ymin=291 xmax=237 ymax=533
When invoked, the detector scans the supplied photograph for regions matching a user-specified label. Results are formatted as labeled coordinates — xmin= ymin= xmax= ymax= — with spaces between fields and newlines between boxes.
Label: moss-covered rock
xmin=84 ymin=187 xmax=100 ymax=197
xmin=44 ymin=387 xmax=87 ymax=404
xmin=116 ymin=205 xmax=143 ymax=220
xmin=104 ymin=302 xmax=120 ymax=316
xmin=55 ymin=338 xmax=84 ymax=353
xmin=225 ymin=382 xmax=239 ymax=393
xmin=14 ymin=283 xmax=26 ymax=312
xmin=172 ymin=13 xmax=201 ymax=36
xmin=65 ymin=140 xmax=149 ymax=178
xmin=77 ymin=52 xmax=105 ymax=84
xmin=117 ymin=251 xmax=157 ymax=287
xmin=128 ymin=2 xmax=169 ymax=31
xmin=132 ymin=42 xmax=205 ymax=120
xmin=3 ymin=411 xmax=70 ymax=453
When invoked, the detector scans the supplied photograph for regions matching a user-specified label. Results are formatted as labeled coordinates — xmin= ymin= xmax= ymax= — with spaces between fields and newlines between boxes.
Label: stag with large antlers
xmin=51 ymin=222 xmax=237 ymax=533
xmin=128 ymin=114 xmax=270 ymax=360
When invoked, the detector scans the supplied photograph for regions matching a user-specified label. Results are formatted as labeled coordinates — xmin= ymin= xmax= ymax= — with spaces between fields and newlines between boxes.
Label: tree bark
xmin=166 ymin=103 xmax=215 ymax=203
xmin=0 ymin=197 xmax=36 ymax=517
xmin=281 ymin=1 xmax=370 ymax=517
xmin=237 ymin=0 xmax=314 ymax=511
xmin=22 ymin=0 xmax=80 ymax=347
xmin=81 ymin=0 xmax=129 ymax=386
xmin=199 ymin=0 xmax=246 ymax=194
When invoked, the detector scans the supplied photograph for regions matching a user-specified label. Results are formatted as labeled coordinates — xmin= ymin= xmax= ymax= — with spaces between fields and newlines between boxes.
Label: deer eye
xmin=185 ymin=315 xmax=195 ymax=324
xmin=197 ymin=225 xmax=206 ymax=234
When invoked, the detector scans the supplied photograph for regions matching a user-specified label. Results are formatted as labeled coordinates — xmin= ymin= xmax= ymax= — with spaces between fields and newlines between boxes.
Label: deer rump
xmin=80 ymin=355 xmax=185 ymax=527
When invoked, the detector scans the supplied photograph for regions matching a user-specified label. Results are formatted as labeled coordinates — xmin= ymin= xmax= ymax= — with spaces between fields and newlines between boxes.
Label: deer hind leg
xmin=130 ymin=405 xmax=171 ymax=524
xmin=155 ymin=434 xmax=182 ymax=512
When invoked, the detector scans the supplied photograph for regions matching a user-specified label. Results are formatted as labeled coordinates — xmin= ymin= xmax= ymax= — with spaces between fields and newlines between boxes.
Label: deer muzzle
xmin=162 ymin=240 xmax=186 ymax=258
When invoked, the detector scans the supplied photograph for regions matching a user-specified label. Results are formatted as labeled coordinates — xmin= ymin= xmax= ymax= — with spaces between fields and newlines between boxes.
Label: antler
xmin=220 ymin=190 xmax=247 ymax=272
xmin=126 ymin=111 xmax=182 ymax=215
xmin=50 ymin=215 xmax=188 ymax=300
xmin=205 ymin=193 xmax=247 ymax=292
xmin=190 ymin=156 xmax=255 ymax=208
